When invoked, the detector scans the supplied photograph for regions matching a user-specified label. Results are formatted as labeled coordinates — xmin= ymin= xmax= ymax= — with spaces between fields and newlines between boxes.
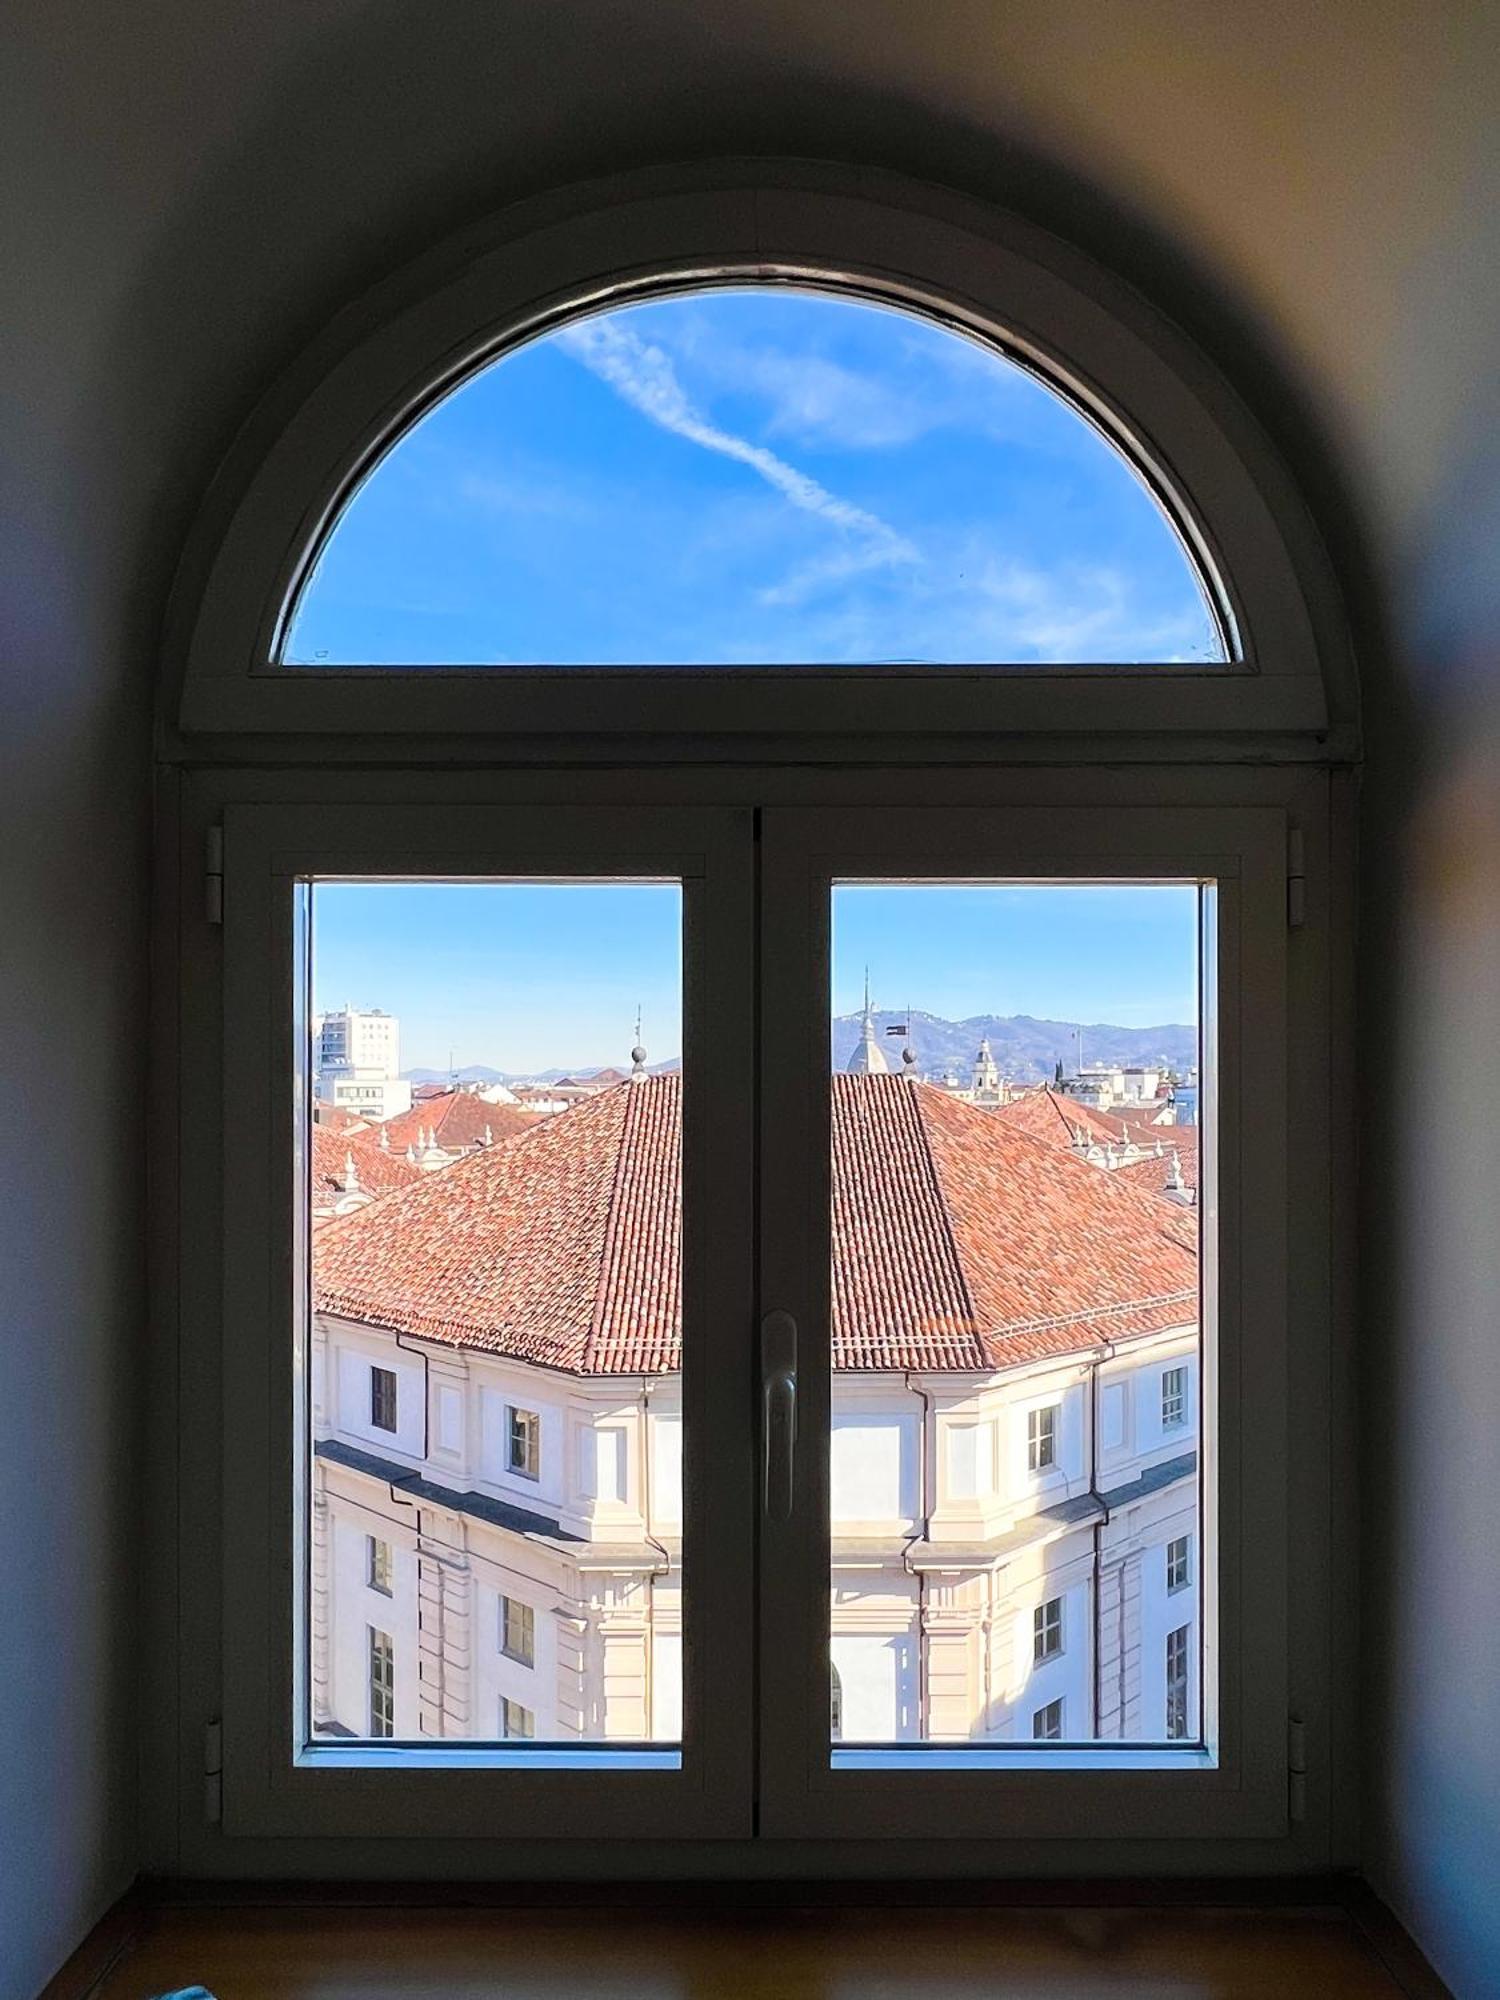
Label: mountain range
xmin=406 ymin=1011 xmax=1194 ymax=1090
xmin=829 ymin=1009 xmax=1196 ymax=1084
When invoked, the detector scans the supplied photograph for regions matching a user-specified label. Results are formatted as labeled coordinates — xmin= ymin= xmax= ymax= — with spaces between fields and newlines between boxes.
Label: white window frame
xmin=171 ymin=165 xmax=1352 ymax=754
xmin=216 ymin=799 xmax=756 ymax=1841
xmin=757 ymin=801 xmax=1294 ymax=1842
xmin=501 ymin=1699 xmax=536 ymax=1742
xmin=368 ymin=1627 xmax=394 ymax=1741
xmin=1162 ymin=1365 xmax=1188 ymax=1431
xmin=500 ymin=1597 xmax=535 ymax=1669
xmin=366 ymin=1535 xmax=393 ymax=1598
xmin=157 ymin=163 xmax=1354 ymax=1875
xmin=1033 ymin=1699 xmax=1065 ymax=1742
xmin=506 ymin=1406 xmax=541 ymax=1481
xmin=369 ymin=1365 xmax=397 ymax=1435
xmin=1033 ymin=1598 xmax=1065 ymax=1667
xmin=1167 ymin=1535 xmax=1193 ymax=1597
xmin=1027 ymin=1404 xmax=1060 ymax=1474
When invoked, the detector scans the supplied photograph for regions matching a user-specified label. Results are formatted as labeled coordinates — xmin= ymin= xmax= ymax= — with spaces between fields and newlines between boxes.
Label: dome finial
xmin=630 ymin=1005 xmax=648 ymax=1081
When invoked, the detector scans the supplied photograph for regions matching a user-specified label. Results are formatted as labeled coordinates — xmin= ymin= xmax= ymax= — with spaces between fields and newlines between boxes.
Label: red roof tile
xmin=311 ymin=1124 xmax=424 ymax=1203
xmin=991 ymin=1087 xmax=1127 ymax=1148
xmin=315 ymin=1076 xmax=1196 ymax=1374
xmin=380 ymin=1090 xmax=539 ymax=1155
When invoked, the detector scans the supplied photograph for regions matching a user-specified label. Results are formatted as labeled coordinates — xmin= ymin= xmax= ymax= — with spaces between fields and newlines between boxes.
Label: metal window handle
xmin=761 ymin=1309 xmax=798 ymax=1522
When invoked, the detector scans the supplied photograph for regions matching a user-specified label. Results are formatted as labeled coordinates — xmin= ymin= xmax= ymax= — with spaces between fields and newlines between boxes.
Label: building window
xmin=500 ymin=1595 xmax=535 ymax=1667
xmin=501 ymin=1698 xmax=535 ymax=1740
xmin=1161 ymin=1365 xmax=1187 ymax=1430
xmin=1033 ymin=1596 xmax=1064 ymax=1665
xmin=367 ymin=1535 xmax=393 ymax=1596
xmin=368 ymin=1627 xmax=394 ymax=1739
xmin=1027 ymin=1404 xmax=1058 ymax=1473
xmin=1166 ymin=1625 xmax=1190 ymax=1741
xmin=1033 ymin=1698 xmax=1064 ymax=1741
xmin=370 ymin=1365 xmax=397 ymax=1434
xmin=830 ymin=1663 xmax=843 ymax=1742
xmin=507 ymin=1405 xmax=540 ymax=1479
xmin=1166 ymin=1535 xmax=1191 ymax=1595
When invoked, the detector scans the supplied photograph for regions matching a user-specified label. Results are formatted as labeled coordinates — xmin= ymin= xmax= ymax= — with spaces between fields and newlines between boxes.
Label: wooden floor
xmin=80 ymin=1899 xmax=1427 ymax=1999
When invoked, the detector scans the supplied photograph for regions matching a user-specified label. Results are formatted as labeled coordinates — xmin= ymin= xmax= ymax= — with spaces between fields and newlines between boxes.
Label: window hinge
xmin=1286 ymin=826 xmax=1306 ymax=930
xmin=204 ymin=826 xmax=224 ymax=926
xmin=203 ymin=1717 xmax=223 ymax=1824
xmin=1287 ymin=1712 xmax=1307 ymax=1823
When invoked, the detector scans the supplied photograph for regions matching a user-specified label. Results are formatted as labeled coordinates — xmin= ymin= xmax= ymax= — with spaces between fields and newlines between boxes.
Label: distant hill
xmin=831 ymin=1009 xmax=1196 ymax=1085
xmin=409 ymin=1017 xmax=1193 ymax=1091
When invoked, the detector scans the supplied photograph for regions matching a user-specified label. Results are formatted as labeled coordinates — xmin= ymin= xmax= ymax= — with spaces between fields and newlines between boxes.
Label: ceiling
xmin=3 ymin=0 xmax=1497 ymax=710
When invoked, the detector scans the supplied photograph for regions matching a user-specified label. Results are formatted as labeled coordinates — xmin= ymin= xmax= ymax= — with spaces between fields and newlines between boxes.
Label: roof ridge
xmin=902 ymin=1078 xmax=981 ymax=1337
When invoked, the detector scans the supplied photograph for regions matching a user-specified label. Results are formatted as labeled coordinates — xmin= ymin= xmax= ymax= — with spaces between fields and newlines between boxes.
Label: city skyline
xmin=312 ymin=882 xmax=1199 ymax=1075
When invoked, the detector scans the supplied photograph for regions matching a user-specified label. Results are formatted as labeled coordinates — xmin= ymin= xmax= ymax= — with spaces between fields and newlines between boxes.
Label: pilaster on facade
xmin=1097 ymin=1549 xmax=1143 ymax=1739
xmin=552 ymin=1601 xmax=592 ymax=1738
xmin=921 ymin=1573 xmax=985 ymax=1740
xmin=593 ymin=1572 xmax=653 ymax=1740
xmin=415 ymin=1508 xmax=471 ymax=1739
xmin=310 ymin=1469 xmax=331 ymax=1729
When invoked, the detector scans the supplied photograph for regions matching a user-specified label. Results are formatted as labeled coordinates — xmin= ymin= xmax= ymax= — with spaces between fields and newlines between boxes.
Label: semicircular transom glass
xmin=280 ymin=287 xmax=1229 ymax=669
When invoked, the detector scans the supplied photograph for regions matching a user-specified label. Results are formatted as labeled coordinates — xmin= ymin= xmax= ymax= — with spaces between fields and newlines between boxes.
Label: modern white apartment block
xmin=309 ymin=1074 xmax=1201 ymax=1747
xmin=315 ymin=1007 xmax=413 ymax=1122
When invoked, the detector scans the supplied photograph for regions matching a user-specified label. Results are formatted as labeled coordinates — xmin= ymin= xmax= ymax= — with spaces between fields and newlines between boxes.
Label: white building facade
xmin=310 ymin=1074 xmax=1201 ymax=1748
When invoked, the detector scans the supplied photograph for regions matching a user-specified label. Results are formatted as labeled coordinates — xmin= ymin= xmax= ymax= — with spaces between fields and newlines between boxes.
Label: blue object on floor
xmin=151 ymin=1989 xmax=216 ymax=1999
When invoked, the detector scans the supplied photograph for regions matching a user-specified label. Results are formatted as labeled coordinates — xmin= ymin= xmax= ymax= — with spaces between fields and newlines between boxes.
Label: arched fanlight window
xmin=279 ymin=286 xmax=1228 ymax=671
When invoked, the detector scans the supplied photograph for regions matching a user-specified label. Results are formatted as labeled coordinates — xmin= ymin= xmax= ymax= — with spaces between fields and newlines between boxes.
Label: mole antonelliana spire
xmin=845 ymin=968 xmax=891 ymax=1075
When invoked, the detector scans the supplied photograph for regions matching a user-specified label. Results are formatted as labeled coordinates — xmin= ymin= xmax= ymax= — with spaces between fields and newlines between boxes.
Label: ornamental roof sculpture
xmin=314 ymin=1074 xmax=1196 ymax=1376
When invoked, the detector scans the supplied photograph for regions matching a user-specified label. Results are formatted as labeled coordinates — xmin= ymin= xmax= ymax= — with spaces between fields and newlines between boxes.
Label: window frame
xmin=216 ymin=798 xmax=756 ymax=1841
xmin=501 ymin=1596 xmax=536 ymax=1669
xmin=366 ymin=1535 xmax=393 ymax=1598
xmin=170 ymin=760 xmax=1346 ymax=1871
xmin=1033 ymin=1597 xmax=1065 ymax=1668
xmin=369 ymin=1365 xmax=398 ymax=1435
xmin=506 ymin=1406 xmax=541 ymax=1482
xmin=169 ymin=164 xmax=1350 ymax=754
xmin=756 ymin=800 xmax=1291 ymax=1841
xmin=158 ymin=156 xmax=1353 ymax=1880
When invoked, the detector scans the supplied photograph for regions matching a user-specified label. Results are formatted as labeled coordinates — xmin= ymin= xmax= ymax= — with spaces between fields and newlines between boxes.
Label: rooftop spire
xmin=630 ymin=1005 xmax=648 ymax=1081
xmin=845 ymin=972 xmax=890 ymax=1075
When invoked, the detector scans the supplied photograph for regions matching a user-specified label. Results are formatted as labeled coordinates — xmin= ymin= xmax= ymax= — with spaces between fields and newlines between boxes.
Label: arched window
xmin=279 ymin=286 xmax=1227 ymax=671
xmin=181 ymin=167 xmax=1348 ymax=1865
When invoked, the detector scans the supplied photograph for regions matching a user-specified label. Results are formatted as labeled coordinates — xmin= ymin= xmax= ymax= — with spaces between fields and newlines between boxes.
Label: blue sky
xmin=312 ymin=883 xmax=1198 ymax=1076
xmin=283 ymin=287 xmax=1222 ymax=667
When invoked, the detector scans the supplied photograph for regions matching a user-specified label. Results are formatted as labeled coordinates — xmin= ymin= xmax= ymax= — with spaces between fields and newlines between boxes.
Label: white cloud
xmin=558 ymin=316 xmax=916 ymax=589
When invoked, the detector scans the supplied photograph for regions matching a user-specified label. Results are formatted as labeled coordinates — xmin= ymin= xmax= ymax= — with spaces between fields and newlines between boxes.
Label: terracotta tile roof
xmin=380 ymin=1090 xmax=539 ymax=1155
xmin=995 ymin=1087 xmax=1200 ymax=1195
xmin=317 ymin=1077 xmax=1196 ymax=1375
xmin=992 ymin=1087 xmax=1127 ymax=1149
xmin=312 ymin=1101 xmax=372 ymax=1134
xmin=311 ymin=1124 xmax=424 ymax=1203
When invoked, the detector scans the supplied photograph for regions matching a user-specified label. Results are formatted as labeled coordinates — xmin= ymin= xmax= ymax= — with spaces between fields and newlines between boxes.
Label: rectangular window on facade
xmin=370 ymin=1365 xmax=397 ymax=1434
xmin=506 ymin=1405 xmax=540 ymax=1480
xmin=1033 ymin=1698 xmax=1064 ymax=1741
xmin=500 ymin=1698 xmax=535 ymax=1740
xmin=368 ymin=1627 xmax=394 ymax=1739
xmin=1027 ymin=1404 xmax=1058 ymax=1473
xmin=1166 ymin=1624 xmax=1190 ymax=1741
xmin=1166 ymin=1534 xmax=1191 ymax=1595
xmin=500 ymin=1595 xmax=535 ymax=1667
xmin=1033 ymin=1596 xmax=1064 ymax=1665
xmin=1161 ymin=1365 xmax=1187 ymax=1430
xmin=367 ymin=1535 xmax=393 ymax=1596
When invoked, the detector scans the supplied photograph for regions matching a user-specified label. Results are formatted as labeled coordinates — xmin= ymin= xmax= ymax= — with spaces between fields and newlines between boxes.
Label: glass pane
xmin=281 ymin=287 xmax=1225 ymax=668
xmin=303 ymin=881 xmax=684 ymax=1745
xmin=829 ymin=884 xmax=1207 ymax=1748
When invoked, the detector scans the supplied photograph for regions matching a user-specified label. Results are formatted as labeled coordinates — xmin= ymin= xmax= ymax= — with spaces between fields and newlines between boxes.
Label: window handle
xmin=761 ymin=1309 xmax=799 ymax=1523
